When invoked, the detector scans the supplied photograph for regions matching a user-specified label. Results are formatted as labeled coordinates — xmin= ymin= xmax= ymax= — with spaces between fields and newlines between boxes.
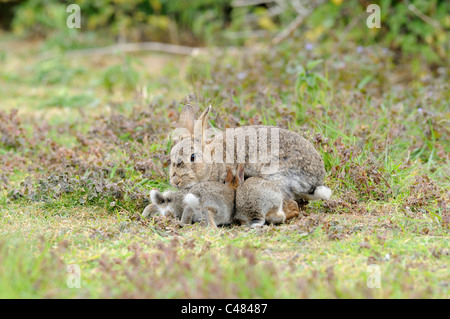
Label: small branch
xmin=40 ymin=42 xmax=268 ymax=61
xmin=408 ymin=4 xmax=447 ymax=61
xmin=232 ymin=0 xmax=276 ymax=7
xmin=271 ymin=0 xmax=325 ymax=46
xmin=223 ymin=30 xmax=270 ymax=39
xmin=63 ymin=42 xmax=197 ymax=58
xmin=408 ymin=4 xmax=443 ymax=30
xmin=271 ymin=14 xmax=306 ymax=46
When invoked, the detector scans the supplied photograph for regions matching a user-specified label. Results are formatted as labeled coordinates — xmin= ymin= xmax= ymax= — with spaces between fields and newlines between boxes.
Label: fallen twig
xmin=271 ymin=0 xmax=325 ymax=46
xmin=63 ymin=42 xmax=197 ymax=58
xmin=232 ymin=0 xmax=276 ymax=7
xmin=408 ymin=4 xmax=443 ymax=30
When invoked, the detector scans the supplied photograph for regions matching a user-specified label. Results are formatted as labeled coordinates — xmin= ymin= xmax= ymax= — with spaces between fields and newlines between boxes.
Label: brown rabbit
xmin=181 ymin=167 xmax=240 ymax=227
xmin=169 ymin=105 xmax=331 ymax=207
xmin=234 ymin=164 xmax=298 ymax=227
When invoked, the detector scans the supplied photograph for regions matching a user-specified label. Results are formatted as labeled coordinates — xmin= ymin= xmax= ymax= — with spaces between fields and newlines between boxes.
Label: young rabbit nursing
xmin=144 ymin=165 xmax=299 ymax=228
xmin=144 ymin=189 xmax=188 ymax=219
xmin=181 ymin=167 xmax=239 ymax=227
xmin=145 ymin=167 xmax=239 ymax=227
xmin=146 ymin=189 xmax=204 ymax=223
xmin=234 ymin=165 xmax=290 ymax=228
xmin=169 ymin=105 xmax=332 ymax=208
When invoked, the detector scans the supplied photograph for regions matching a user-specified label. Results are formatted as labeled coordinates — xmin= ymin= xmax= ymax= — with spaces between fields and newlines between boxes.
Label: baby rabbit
xmin=144 ymin=189 xmax=188 ymax=219
xmin=235 ymin=165 xmax=297 ymax=228
xmin=181 ymin=167 xmax=240 ymax=227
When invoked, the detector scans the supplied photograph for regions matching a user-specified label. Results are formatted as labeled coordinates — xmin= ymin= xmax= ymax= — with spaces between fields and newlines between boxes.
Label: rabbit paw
xmin=142 ymin=204 xmax=159 ymax=218
xmin=284 ymin=199 xmax=300 ymax=220
xmin=249 ymin=219 xmax=265 ymax=228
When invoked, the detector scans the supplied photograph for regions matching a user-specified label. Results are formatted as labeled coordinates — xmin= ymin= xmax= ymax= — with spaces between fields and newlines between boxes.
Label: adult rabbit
xmin=169 ymin=105 xmax=331 ymax=206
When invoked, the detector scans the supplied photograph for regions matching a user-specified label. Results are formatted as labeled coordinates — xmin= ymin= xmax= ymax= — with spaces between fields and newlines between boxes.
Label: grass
xmin=1 ymin=203 xmax=447 ymax=298
xmin=0 ymin=33 xmax=448 ymax=298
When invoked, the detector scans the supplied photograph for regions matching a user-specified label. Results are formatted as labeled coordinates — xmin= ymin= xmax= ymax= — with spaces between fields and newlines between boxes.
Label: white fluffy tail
xmin=184 ymin=193 xmax=200 ymax=207
xmin=303 ymin=186 xmax=332 ymax=201
xmin=313 ymin=186 xmax=332 ymax=200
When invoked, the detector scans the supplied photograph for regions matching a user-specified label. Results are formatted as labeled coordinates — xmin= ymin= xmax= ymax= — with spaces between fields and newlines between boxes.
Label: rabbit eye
xmin=190 ymin=153 xmax=195 ymax=162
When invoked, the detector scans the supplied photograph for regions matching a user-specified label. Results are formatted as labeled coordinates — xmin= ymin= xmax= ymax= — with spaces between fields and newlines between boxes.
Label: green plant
xmin=295 ymin=59 xmax=330 ymax=122
xmin=100 ymin=56 xmax=141 ymax=92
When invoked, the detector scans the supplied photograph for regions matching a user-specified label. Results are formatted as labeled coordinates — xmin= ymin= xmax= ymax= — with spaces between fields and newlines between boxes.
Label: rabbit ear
xmin=235 ymin=164 xmax=245 ymax=185
xmin=195 ymin=105 xmax=211 ymax=147
xmin=150 ymin=190 xmax=164 ymax=205
xmin=179 ymin=104 xmax=195 ymax=134
xmin=225 ymin=167 xmax=234 ymax=184
xmin=197 ymin=105 xmax=211 ymax=124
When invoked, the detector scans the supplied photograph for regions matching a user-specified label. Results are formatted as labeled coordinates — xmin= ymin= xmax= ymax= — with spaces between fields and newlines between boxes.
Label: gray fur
xmin=170 ymin=109 xmax=329 ymax=202
xmin=182 ymin=181 xmax=235 ymax=226
xmin=146 ymin=189 xmax=188 ymax=219
xmin=235 ymin=177 xmax=285 ymax=227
